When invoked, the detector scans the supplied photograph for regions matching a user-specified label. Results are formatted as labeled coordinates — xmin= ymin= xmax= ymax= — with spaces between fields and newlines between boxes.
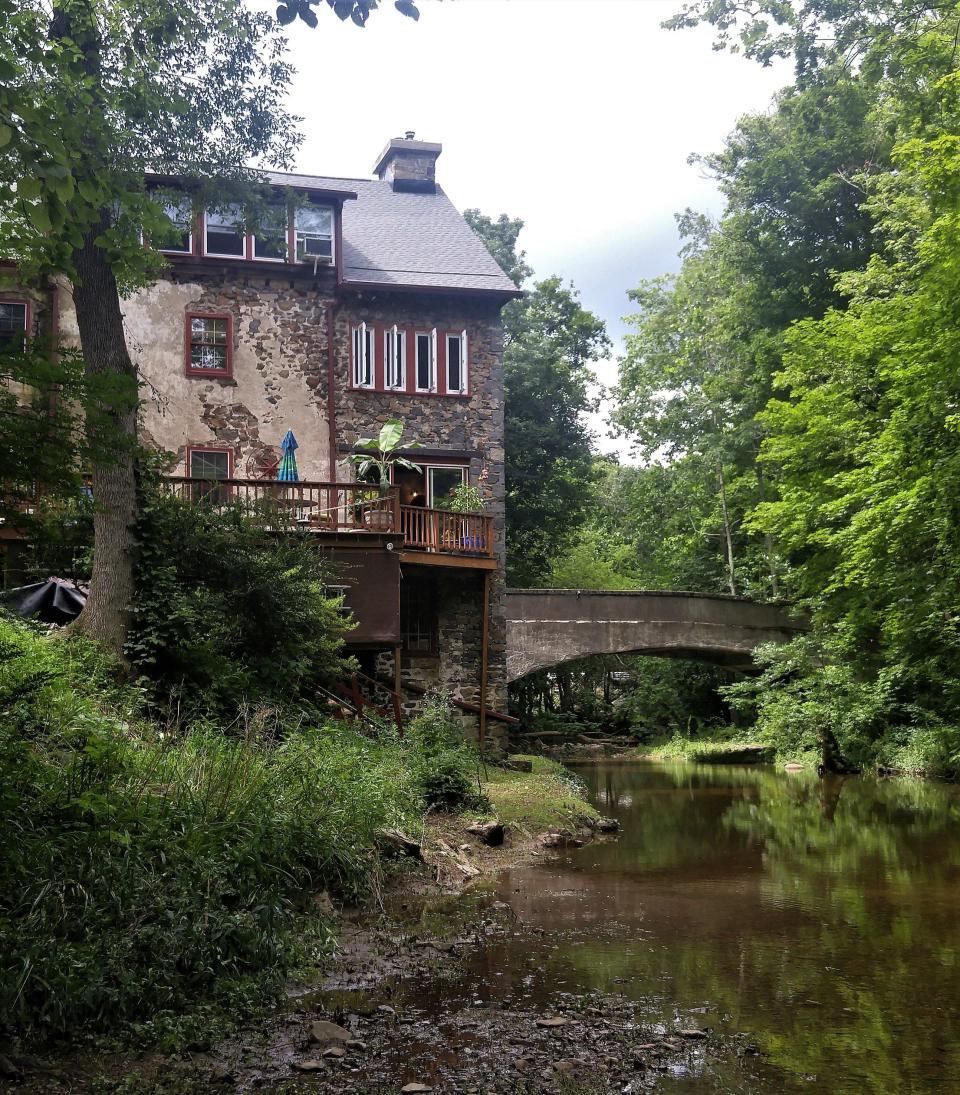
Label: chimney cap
xmin=372 ymin=136 xmax=442 ymax=179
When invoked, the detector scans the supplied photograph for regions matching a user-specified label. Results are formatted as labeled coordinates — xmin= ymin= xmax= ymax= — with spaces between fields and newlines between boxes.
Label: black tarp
xmin=2 ymin=578 xmax=88 ymax=625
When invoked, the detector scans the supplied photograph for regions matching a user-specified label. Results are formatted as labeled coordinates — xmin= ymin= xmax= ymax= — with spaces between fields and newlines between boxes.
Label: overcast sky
xmin=280 ymin=0 xmax=787 ymax=454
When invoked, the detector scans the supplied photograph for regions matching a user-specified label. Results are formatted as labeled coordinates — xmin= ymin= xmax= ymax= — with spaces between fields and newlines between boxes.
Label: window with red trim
xmin=349 ymin=322 xmax=469 ymax=396
xmin=187 ymin=447 xmax=232 ymax=504
xmin=186 ymin=313 xmax=232 ymax=377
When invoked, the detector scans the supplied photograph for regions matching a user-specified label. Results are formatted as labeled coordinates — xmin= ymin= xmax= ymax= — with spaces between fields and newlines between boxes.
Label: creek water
xmin=409 ymin=761 xmax=960 ymax=1093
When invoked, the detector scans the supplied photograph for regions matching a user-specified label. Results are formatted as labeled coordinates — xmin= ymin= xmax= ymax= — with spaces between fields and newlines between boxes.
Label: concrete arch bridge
xmin=505 ymin=589 xmax=806 ymax=682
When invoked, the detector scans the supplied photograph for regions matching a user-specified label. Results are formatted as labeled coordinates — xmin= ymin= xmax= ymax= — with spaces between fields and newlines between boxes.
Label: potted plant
xmin=347 ymin=418 xmax=421 ymax=530
xmin=447 ymin=468 xmax=488 ymax=551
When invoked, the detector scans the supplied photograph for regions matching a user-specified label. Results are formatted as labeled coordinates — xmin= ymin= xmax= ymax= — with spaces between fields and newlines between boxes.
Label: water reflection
xmin=428 ymin=763 xmax=960 ymax=1092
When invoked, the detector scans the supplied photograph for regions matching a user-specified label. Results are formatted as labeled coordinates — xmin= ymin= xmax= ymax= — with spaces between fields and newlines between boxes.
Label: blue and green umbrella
xmin=277 ymin=429 xmax=299 ymax=482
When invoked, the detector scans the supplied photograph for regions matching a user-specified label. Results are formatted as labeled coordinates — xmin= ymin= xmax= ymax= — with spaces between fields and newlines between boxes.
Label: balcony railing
xmin=159 ymin=477 xmax=494 ymax=559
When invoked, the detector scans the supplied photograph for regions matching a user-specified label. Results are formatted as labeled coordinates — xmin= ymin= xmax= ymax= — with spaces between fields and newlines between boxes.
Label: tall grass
xmin=0 ymin=618 xmax=419 ymax=1040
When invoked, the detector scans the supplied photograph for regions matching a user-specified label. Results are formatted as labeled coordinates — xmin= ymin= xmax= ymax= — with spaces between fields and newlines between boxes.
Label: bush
xmin=407 ymin=693 xmax=490 ymax=812
xmin=126 ymin=488 xmax=353 ymax=719
xmin=0 ymin=617 xmax=418 ymax=1040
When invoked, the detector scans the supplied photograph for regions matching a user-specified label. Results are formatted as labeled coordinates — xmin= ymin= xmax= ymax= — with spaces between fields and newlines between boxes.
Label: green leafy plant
xmin=347 ymin=418 xmax=421 ymax=495
xmin=406 ymin=693 xmax=489 ymax=811
xmin=445 ymin=480 xmax=487 ymax=513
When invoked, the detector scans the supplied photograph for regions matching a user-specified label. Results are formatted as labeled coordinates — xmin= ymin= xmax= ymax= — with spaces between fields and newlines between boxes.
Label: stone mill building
xmin=1 ymin=135 xmax=520 ymax=742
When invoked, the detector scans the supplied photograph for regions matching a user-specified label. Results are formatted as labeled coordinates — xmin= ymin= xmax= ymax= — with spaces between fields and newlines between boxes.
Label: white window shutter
xmin=430 ymin=328 xmax=438 ymax=391
xmin=460 ymin=329 xmax=468 ymax=392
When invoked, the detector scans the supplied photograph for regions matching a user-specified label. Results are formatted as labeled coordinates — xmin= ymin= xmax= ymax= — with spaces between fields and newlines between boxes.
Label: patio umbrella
xmin=277 ymin=429 xmax=300 ymax=482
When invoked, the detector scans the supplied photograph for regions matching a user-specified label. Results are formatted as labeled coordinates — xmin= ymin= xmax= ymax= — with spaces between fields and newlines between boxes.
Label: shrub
xmin=0 ymin=617 xmax=418 ymax=1040
xmin=406 ymin=693 xmax=490 ymax=812
xmin=126 ymin=488 xmax=353 ymax=719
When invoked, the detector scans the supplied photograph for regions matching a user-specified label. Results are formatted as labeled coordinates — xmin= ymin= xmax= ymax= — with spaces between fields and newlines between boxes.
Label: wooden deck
xmin=160 ymin=477 xmax=495 ymax=562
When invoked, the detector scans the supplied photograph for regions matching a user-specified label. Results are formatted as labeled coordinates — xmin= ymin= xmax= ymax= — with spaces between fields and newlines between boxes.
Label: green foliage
xmin=347 ymin=417 xmax=421 ymax=489
xmin=466 ymin=212 xmax=609 ymax=587
xmin=0 ymin=616 xmax=421 ymax=1040
xmin=126 ymin=488 xmax=353 ymax=719
xmin=406 ymin=693 xmax=489 ymax=812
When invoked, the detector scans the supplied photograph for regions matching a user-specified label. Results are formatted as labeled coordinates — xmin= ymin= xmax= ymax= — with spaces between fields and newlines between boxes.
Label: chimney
xmin=373 ymin=132 xmax=442 ymax=193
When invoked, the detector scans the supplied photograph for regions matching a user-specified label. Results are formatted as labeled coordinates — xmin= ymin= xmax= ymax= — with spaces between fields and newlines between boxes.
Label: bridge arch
xmin=505 ymin=589 xmax=806 ymax=683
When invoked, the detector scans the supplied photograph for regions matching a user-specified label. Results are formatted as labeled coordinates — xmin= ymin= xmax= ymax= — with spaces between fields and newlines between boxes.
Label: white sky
xmin=280 ymin=0 xmax=788 ymax=455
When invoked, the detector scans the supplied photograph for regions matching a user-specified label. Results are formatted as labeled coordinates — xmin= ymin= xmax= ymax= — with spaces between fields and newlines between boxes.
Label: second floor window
xmin=445 ymin=330 xmax=468 ymax=394
xmin=415 ymin=330 xmax=437 ymax=392
xmin=0 ymin=301 xmax=28 ymax=351
xmin=157 ymin=198 xmax=193 ymax=254
xmin=384 ymin=325 xmax=405 ymax=390
xmin=187 ymin=314 xmax=232 ymax=377
xmin=205 ymin=205 xmax=244 ymax=257
xmin=352 ymin=322 xmax=374 ymax=388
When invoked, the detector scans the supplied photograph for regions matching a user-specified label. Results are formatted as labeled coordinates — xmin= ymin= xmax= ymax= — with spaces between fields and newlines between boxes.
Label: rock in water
xmin=596 ymin=817 xmax=620 ymax=833
xmin=401 ymin=1084 xmax=433 ymax=1093
xmin=677 ymin=1028 xmax=709 ymax=1039
xmin=310 ymin=1020 xmax=352 ymax=1044
xmin=466 ymin=820 xmax=505 ymax=846
xmin=536 ymin=1016 xmax=570 ymax=1027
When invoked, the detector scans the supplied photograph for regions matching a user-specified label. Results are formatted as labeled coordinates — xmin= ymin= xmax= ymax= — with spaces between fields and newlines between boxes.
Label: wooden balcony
xmin=159 ymin=477 xmax=494 ymax=562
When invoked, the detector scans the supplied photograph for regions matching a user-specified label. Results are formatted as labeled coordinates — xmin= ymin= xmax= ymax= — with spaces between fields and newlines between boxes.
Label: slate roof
xmin=266 ymin=170 xmax=520 ymax=297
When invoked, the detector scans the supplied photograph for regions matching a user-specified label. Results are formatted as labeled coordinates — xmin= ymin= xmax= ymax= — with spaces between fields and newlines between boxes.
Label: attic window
xmin=253 ymin=204 xmax=288 ymax=261
xmin=156 ymin=196 xmax=193 ymax=254
xmin=295 ymin=205 xmax=333 ymax=263
xmin=204 ymin=205 xmax=244 ymax=257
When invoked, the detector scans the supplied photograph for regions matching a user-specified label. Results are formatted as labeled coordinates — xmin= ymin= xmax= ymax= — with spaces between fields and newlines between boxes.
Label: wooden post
xmin=394 ymin=643 xmax=404 ymax=739
xmin=479 ymin=571 xmax=491 ymax=752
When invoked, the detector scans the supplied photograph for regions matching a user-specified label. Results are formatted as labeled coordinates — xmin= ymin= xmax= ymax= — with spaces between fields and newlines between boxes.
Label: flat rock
xmin=401 ymin=1084 xmax=433 ymax=1093
xmin=322 ymin=1045 xmax=347 ymax=1058
xmin=536 ymin=1016 xmax=571 ymax=1028
xmin=677 ymin=1028 xmax=709 ymax=1039
xmin=310 ymin=1020 xmax=352 ymax=1044
xmin=553 ymin=1058 xmax=582 ymax=1074
xmin=466 ymin=820 xmax=505 ymax=847
xmin=376 ymin=828 xmax=423 ymax=859
xmin=292 ymin=1059 xmax=326 ymax=1072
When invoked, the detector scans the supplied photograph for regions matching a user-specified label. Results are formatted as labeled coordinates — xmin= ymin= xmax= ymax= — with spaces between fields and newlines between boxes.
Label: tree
xmin=0 ymin=0 xmax=298 ymax=654
xmin=278 ymin=0 xmax=420 ymax=28
xmin=465 ymin=211 xmax=609 ymax=587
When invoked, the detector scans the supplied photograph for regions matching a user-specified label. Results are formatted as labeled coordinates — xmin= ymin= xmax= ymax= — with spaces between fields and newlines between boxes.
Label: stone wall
xmin=55 ymin=271 xmax=336 ymax=479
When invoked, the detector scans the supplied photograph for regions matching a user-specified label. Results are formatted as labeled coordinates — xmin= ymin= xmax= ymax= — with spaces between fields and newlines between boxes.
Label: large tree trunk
xmin=70 ymin=219 xmax=139 ymax=657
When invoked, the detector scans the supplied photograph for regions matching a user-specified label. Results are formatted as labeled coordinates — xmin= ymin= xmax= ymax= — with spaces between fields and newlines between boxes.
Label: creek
xmin=403 ymin=761 xmax=960 ymax=1092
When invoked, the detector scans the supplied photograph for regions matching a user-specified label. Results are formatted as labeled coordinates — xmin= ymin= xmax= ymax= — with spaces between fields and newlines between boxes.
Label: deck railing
xmin=159 ymin=477 xmax=494 ymax=558
xmin=400 ymin=505 xmax=493 ymax=558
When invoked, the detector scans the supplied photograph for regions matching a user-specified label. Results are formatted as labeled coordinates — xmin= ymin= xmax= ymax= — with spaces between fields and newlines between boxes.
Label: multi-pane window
xmin=401 ymin=575 xmax=437 ymax=654
xmin=445 ymin=330 xmax=468 ymax=394
xmin=294 ymin=205 xmax=333 ymax=263
xmin=384 ymin=325 xmax=406 ymax=390
xmin=188 ymin=448 xmax=231 ymax=503
xmin=157 ymin=198 xmax=193 ymax=253
xmin=204 ymin=205 xmax=244 ymax=257
xmin=0 ymin=302 xmax=28 ymax=351
xmin=415 ymin=330 xmax=437 ymax=392
xmin=352 ymin=323 xmax=374 ymax=388
xmin=187 ymin=314 xmax=231 ymax=376
xmin=253 ymin=204 xmax=288 ymax=261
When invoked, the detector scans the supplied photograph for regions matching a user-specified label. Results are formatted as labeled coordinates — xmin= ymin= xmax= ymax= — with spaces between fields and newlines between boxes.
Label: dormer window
xmin=294 ymin=206 xmax=333 ymax=263
xmin=253 ymin=204 xmax=288 ymax=261
xmin=157 ymin=197 xmax=193 ymax=254
xmin=204 ymin=205 xmax=244 ymax=257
